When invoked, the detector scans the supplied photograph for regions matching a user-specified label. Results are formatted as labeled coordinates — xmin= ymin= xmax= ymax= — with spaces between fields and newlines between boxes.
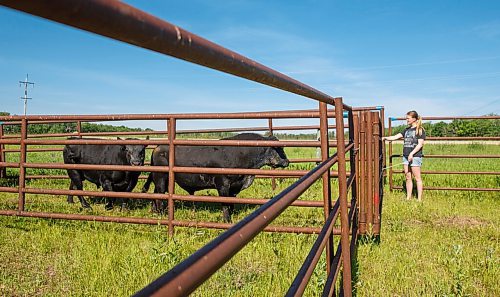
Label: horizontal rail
xmin=390 ymin=154 xmax=500 ymax=159
xmin=22 ymin=187 xmax=336 ymax=208
xmin=22 ymin=170 xmax=346 ymax=180
xmin=5 ymin=138 xmax=346 ymax=147
xmin=17 ymin=163 xmax=350 ymax=178
xmin=392 ymin=186 xmax=499 ymax=191
xmin=0 ymin=107 xmax=381 ymax=124
xmin=392 ymin=170 xmax=499 ymax=175
xmin=0 ymin=210 xmax=324 ymax=234
xmin=1 ymin=123 xmax=345 ymax=139
xmin=0 ymin=186 xmax=18 ymax=193
xmin=390 ymin=116 xmax=500 ymax=121
xmin=425 ymin=137 xmax=500 ymax=141
xmin=0 ymin=111 xmax=331 ymax=122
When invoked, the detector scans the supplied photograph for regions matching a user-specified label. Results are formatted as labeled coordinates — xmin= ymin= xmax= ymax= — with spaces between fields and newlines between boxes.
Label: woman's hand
xmin=408 ymin=154 xmax=414 ymax=162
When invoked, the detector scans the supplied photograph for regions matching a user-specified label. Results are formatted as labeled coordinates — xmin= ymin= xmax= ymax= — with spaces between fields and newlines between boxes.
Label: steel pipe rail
xmin=392 ymin=186 xmax=499 ymax=192
xmin=11 ymin=138 xmax=345 ymax=147
xmin=425 ymin=137 xmax=500 ymax=141
xmin=0 ymin=111 xmax=326 ymax=122
xmin=0 ymin=210 xmax=324 ymax=234
xmin=23 ymin=187 xmax=329 ymax=208
xmin=390 ymin=154 xmax=500 ymax=159
xmin=392 ymin=170 xmax=499 ymax=175
xmin=391 ymin=115 xmax=500 ymax=121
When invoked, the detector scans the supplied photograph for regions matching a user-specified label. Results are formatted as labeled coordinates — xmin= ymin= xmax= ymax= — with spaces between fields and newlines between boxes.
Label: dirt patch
xmin=436 ymin=216 xmax=487 ymax=227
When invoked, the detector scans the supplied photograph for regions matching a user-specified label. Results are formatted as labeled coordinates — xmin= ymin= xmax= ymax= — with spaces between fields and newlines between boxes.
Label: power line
xmin=19 ymin=73 xmax=34 ymax=116
xmin=462 ymin=98 xmax=500 ymax=116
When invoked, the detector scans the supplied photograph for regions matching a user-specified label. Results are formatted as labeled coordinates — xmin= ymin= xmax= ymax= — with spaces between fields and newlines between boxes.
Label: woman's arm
xmin=382 ymin=133 xmax=403 ymax=141
xmin=408 ymin=139 xmax=425 ymax=161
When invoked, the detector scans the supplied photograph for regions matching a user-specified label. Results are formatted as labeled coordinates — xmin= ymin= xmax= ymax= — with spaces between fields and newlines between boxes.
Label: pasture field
xmin=0 ymin=142 xmax=498 ymax=296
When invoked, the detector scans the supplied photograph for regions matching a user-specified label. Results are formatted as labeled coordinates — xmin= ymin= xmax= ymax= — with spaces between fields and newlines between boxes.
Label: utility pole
xmin=19 ymin=74 xmax=34 ymax=116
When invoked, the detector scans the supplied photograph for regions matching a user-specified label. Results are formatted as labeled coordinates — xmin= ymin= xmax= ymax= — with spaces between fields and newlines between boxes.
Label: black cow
xmin=63 ymin=137 xmax=147 ymax=210
xmin=142 ymin=133 xmax=289 ymax=222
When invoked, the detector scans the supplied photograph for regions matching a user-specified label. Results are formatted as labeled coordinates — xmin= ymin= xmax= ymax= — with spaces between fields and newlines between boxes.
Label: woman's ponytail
xmin=416 ymin=116 xmax=424 ymax=136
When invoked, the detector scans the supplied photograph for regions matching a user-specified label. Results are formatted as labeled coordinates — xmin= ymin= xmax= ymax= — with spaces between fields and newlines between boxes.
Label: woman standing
xmin=383 ymin=111 xmax=426 ymax=201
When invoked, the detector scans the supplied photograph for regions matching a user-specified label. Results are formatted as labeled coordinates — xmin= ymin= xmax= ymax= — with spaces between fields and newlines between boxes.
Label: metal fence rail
xmin=387 ymin=115 xmax=500 ymax=192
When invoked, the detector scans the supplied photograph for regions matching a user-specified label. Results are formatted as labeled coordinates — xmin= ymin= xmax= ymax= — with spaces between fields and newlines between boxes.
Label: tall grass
xmin=0 ymin=143 xmax=498 ymax=296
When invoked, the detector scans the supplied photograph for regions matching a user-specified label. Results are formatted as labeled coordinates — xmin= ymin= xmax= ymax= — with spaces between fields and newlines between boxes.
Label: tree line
xmin=0 ymin=111 xmax=149 ymax=135
xmin=2 ymin=111 xmax=498 ymax=138
xmin=388 ymin=114 xmax=499 ymax=137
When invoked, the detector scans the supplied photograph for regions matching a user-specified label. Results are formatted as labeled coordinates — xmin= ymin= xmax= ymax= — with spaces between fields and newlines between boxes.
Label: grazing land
xmin=0 ymin=143 xmax=498 ymax=296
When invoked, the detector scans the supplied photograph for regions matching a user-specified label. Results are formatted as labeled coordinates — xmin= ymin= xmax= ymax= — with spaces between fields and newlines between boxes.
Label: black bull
xmin=63 ymin=137 xmax=147 ymax=210
xmin=142 ymin=133 xmax=290 ymax=222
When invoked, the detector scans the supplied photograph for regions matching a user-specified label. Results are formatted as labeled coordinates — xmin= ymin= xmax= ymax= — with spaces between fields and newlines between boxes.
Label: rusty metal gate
xmin=387 ymin=115 xmax=500 ymax=192
xmin=0 ymin=1 xmax=385 ymax=296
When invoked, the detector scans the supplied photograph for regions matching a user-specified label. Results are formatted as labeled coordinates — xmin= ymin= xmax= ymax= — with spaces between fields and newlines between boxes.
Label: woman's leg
xmin=411 ymin=166 xmax=423 ymax=201
xmin=404 ymin=164 xmax=413 ymax=200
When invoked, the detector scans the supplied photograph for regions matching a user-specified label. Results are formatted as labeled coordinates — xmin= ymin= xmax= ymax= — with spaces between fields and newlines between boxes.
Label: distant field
xmin=0 ymin=143 xmax=498 ymax=296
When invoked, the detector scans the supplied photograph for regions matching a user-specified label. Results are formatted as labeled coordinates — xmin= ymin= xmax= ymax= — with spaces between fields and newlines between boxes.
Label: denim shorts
xmin=403 ymin=156 xmax=423 ymax=167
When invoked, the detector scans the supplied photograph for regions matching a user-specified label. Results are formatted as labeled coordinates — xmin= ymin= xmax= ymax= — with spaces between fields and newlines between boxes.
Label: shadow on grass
xmin=0 ymin=176 xmax=19 ymax=187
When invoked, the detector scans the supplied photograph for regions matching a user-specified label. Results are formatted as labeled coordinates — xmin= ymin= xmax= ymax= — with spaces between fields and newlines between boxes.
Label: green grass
xmin=0 ymin=143 xmax=499 ymax=296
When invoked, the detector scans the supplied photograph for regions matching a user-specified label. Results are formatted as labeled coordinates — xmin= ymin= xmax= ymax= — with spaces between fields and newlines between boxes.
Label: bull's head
xmin=266 ymin=135 xmax=290 ymax=168
xmin=118 ymin=136 xmax=148 ymax=166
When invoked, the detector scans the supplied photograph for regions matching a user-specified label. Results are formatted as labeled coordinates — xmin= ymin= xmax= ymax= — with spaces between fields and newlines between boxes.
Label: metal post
xmin=366 ymin=112 xmax=373 ymax=232
xmin=380 ymin=108 xmax=386 ymax=180
xmin=18 ymin=119 xmax=28 ymax=212
xmin=358 ymin=112 xmax=367 ymax=235
xmin=76 ymin=120 xmax=82 ymax=138
xmin=333 ymin=97 xmax=352 ymax=295
xmin=388 ymin=118 xmax=393 ymax=191
xmin=168 ymin=118 xmax=176 ymax=237
xmin=348 ymin=111 xmax=357 ymax=227
xmin=0 ymin=123 xmax=6 ymax=178
xmin=372 ymin=112 xmax=381 ymax=235
xmin=353 ymin=112 xmax=362 ymax=235
xmin=268 ymin=118 xmax=276 ymax=191
xmin=319 ymin=102 xmax=333 ymax=274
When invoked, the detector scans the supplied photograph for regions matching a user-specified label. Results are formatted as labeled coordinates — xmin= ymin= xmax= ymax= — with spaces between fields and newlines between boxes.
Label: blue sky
xmin=1 ymin=1 xmax=499 ymax=130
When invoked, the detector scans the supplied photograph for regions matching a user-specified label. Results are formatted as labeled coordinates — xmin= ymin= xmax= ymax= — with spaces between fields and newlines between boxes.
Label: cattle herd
xmin=62 ymin=133 xmax=289 ymax=222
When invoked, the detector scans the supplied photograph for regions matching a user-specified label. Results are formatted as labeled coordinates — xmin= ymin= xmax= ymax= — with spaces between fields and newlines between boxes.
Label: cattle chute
xmin=0 ymin=1 xmax=385 ymax=296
